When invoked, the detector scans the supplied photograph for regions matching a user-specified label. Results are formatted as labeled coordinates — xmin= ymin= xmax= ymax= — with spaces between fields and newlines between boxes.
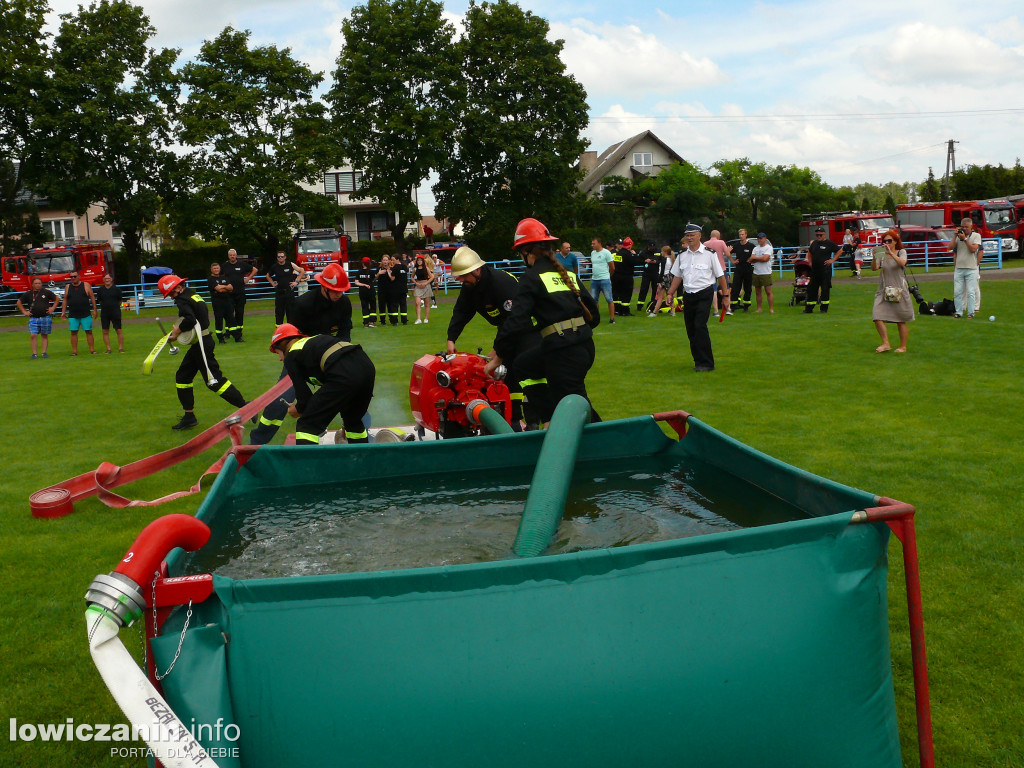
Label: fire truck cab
xmin=293 ymin=228 xmax=349 ymax=276
xmin=798 ymin=211 xmax=895 ymax=249
xmin=2 ymin=240 xmax=114 ymax=295
xmin=896 ymin=199 xmax=1018 ymax=255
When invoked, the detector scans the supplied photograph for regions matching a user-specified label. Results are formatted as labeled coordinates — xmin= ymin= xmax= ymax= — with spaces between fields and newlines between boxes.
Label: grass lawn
xmin=1 ymin=277 xmax=1021 ymax=767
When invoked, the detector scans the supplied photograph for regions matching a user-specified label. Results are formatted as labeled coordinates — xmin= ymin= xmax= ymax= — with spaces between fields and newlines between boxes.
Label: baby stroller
xmin=790 ymin=259 xmax=811 ymax=306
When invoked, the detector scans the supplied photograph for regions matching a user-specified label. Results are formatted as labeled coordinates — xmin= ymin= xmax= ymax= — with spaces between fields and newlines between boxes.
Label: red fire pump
xmin=409 ymin=353 xmax=512 ymax=438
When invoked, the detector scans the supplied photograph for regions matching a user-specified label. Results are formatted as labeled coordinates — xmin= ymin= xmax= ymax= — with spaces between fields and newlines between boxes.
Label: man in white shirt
xmin=948 ymin=217 xmax=982 ymax=318
xmin=751 ymin=232 xmax=775 ymax=313
xmin=667 ymin=223 xmax=730 ymax=372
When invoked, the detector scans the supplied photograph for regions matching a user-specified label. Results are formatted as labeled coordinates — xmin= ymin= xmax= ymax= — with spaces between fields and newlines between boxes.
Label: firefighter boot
xmin=171 ymin=412 xmax=199 ymax=431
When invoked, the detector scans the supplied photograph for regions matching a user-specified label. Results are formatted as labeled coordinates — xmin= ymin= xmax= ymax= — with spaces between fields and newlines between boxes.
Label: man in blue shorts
xmin=16 ymin=277 xmax=59 ymax=358
xmin=589 ymin=236 xmax=615 ymax=324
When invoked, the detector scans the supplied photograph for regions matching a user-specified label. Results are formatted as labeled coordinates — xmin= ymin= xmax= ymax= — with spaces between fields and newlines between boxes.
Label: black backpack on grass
xmin=931 ymin=298 xmax=956 ymax=316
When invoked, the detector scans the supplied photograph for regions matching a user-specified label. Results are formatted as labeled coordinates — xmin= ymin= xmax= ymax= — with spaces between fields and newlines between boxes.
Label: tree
xmin=434 ymin=0 xmax=589 ymax=256
xmin=177 ymin=27 xmax=341 ymax=264
xmin=37 ymin=0 xmax=179 ymax=275
xmin=0 ymin=0 xmax=49 ymax=256
xmin=919 ymin=167 xmax=941 ymax=202
xmin=883 ymin=193 xmax=897 ymax=215
xmin=644 ymin=162 xmax=715 ymax=240
xmin=328 ymin=0 xmax=456 ymax=247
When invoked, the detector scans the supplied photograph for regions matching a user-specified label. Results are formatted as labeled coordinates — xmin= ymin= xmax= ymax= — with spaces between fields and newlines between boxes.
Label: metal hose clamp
xmin=85 ymin=572 xmax=147 ymax=628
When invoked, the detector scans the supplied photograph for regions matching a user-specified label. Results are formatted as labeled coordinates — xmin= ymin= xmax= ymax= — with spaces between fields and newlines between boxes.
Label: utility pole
xmin=942 ymin=139 xmax=958 ymax=201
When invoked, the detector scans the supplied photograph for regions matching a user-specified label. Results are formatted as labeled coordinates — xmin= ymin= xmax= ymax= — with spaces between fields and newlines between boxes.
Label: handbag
xmin=883 ymin=285 xmax=904 ymax=302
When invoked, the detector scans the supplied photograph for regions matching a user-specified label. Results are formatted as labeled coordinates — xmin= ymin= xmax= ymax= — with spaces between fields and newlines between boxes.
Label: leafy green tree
xmin=328 ymin=0 xmax=457 ymax=247
xmin=434 ymin=0 xmax=589 ymax=256
xmin=37 ymin=0 xmax=179 ymax=275
xmin=177 ymin=27 xmax=341 ymax=264
xmin=643 ymin=161 xmax=715 ymax=241
xmin=0 ymin=0 xmax=49 ymax=256
xmin=882 ymin=193 xmax=897 ymax=215
xmin=919 ymin=167 xmax=941 ymax=202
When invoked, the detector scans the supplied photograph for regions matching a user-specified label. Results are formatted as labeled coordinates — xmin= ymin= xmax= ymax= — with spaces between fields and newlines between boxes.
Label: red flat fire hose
xmin=30 ymin=377 xmax=293 ymax=518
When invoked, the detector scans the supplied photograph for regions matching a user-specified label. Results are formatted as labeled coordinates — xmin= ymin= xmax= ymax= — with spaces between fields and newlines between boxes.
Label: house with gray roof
xmin=578 ymin=130 xmax=684 ymax=197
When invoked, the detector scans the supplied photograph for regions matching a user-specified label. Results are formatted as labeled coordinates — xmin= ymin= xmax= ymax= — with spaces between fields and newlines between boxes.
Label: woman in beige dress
xmin=871 ymin=228 xmax=914 ymax=353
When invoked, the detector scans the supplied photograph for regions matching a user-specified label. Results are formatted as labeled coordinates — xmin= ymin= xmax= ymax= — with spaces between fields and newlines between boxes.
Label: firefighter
xmin=487 ymin=218 xmax=601 ymax=423
xmin=249 ymin=263 xmax=354 ymax=444
xmin=157 ymin=274 xmax=247 ymax=431
xmin=446 ymin=245 xmax=545 ymax=430
xmin=804 ymin=226 xmax=841 ymax=313
xmin=266 ymin=251 xmax=305 ymax=324
xmin=610 ymin=236 xmax=641 ymax=316
xmin=390 ymin=255 xmax=410 ymax=324
xmin=353 ymin=256 xmax=377 ymax=327
xmin=206 ymin=263 xmax=235 ymax=343
xmin=220 ymin=249 xmax=258 ymax=341
xmin=269 ymin=324 xmax=375 ymax=445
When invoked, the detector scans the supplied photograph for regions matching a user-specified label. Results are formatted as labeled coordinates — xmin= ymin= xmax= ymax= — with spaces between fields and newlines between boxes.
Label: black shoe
xmin=820 ymin=307 xmax=828 ymax=313
xmin=236 ymin=336 xmax=245 ymax=342
xmin=218 ymin=335 xmax=226 ymax=343
xmin=694 ymin=365 xmax=715 ymax=372
xmin=171 ymin=413 xmax=199 ymax=431
xmin=803 ymin=307 xmax=814 ymax=314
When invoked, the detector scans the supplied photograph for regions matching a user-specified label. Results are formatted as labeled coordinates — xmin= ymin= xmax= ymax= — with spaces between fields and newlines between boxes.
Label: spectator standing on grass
xmin=751 ymin=233 xmax=775 ymax=314
xmin=728 ymin=229 xmax=755 ymax=312
xmin=871 ymin=228 xmax=914 ymax=353
xmin=948 ymin=217 xmax=982 ymax=318
xmin=413 ymin=254 xmax=434 ymax=324
xmin=93 ymin=273 xmax=125 ymax=353
xmin=705 ymin=230 xmax=730 ymax=315
xmin=59 ymin=270 xmax=97 ymax=355
xmin=666 ymin=223 xmax=729 ymax=372
xmin=353 ymin=257 xmax=377 ymax=328
xmin=842 ymin=226 xmax=863 ymax=278
xmin=648 ymin=246 xmax=677 ymax=316
xmin=17 ymin=277 xmax=58 ymax=359
xmin=804 ymin=227 xmax=840 ymax=313
xmin=611 ymin=236 xmax=640 ymax=316
xmin=556 ymin=241 xmax=579 ymax=274
xmin=266 ymin=251 xmax=305 ymax=324
xmin=391 ymin=254 xmax=410 ymax=324
xmin=637 ymin=242 xmax=663 ymax=314
xmin=589 ymin=236 xmax=615 ymax=324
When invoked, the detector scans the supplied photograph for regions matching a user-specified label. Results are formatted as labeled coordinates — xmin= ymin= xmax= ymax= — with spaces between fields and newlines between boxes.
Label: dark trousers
xmin=294 ymin=352 xmax=376 ymax=445
xmin=503 ymin=333 xmax=545 ymax=427
xmin=383 ymin=293 xmax=400 ymax=325
xmin=229 ymin=293 xmax=247 ymax=339
xmin=174 ymin=337 xmax=245 ymax=411
xmin=249 ymin=367 xmax=294 ymax=445
xmin=806 ymin=266 xmax=832 ymax=310
xmin=274 ymin=290 xmax=296 ymax=324
xmin=683 ymin=285 xmax=715 ymax=369
xmin=397 ymin=291 xmax=408 ymax=324
xmin=211 ymin=299 xmax=234 ymax=341
xmin=731 ymin=265 xmax=752 ymax=307
xmin=611 ymin=276 xmax=634 ymax=315
xmin=637 ymin=274 xmax=658 ymax=310
xmin=359 ymin=288 xmax=377 ymax=325
xmin=515 ymin=334 xmax=600 ymax=424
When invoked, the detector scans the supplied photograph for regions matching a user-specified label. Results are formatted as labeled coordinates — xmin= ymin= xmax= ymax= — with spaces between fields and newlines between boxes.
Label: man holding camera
xmin=948 ymin=217 xmax=982 ymax=318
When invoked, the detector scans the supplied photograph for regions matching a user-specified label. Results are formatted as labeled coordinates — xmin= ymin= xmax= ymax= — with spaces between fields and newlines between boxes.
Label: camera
xmin=908 ymin=284 xmax=925 ymax=304
xmin=956 ymin=227 xmax=966 ymax=237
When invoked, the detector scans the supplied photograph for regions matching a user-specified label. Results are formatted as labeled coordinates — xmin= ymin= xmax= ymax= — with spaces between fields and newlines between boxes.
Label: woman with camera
xmin=870 ymin=228 xmax=914 ymax=353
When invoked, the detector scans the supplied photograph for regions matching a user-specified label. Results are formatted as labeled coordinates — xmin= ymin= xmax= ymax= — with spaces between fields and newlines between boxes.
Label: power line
xmin=827 ymin=142 xmax=948 ymax=171
xmin=590 ymin=108 xmax=1024 ymax=123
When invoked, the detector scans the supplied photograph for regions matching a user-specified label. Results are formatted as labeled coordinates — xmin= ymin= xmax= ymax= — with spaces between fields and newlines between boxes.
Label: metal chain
xmin=149 ymin=570 xmax=193 ymax=681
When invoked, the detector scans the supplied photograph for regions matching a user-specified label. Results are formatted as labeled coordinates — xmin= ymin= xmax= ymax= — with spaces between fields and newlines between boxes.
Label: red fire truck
xmin=797 ymin=210 xmax=895 ymax=249
xmin=896 ymin=199 xmax=1019 ymax=255
xmin=1 ymin=240 xmax=114 ymax=295
xmin=293 ymin=228 xmax=349 ymax=275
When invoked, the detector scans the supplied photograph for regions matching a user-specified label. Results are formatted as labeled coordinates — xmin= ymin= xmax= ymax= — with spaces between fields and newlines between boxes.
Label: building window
xmin=42 ymin=219 xmax=75 ymax=240
xmin=324 ymin=171 xmax=364 ymax=195
xmin=632 ymin=152 xmax=653 ymax=167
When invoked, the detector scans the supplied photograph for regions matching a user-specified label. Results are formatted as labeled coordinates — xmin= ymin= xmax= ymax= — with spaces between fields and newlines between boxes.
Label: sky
xmin=44 ymin=0 xmax=1024 ymax=216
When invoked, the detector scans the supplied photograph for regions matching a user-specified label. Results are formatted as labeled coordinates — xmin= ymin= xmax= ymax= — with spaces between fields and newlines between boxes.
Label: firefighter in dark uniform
xmin=268 ymin=324 xmax=375 ymax=445
xmin=446 ymin=245 xmax=545 ymax=430
xmin=487 ymin=218 xmax=601 ymax=423
xmin=728 ymin=229 xmax=755 ymax=311
xmin=220 ymin=249 xmax=257 ymax=340
xmin=804 ymin=226 xmax=841 ymax=313
xmin=611 ymin=236 xmax=641 ymax=316
xmin=266 ymin=251 xmax=305 ymax=324
xmin=353 ymin=257 xmax=377 ymax=327
xmin=390 ymin=256 xmax=409 ymax=324
xmin=637 ymin=242 xmax=663 ymax=313
xmin=206 ymin=263 xmax=235 ymax=343
xmin=157 ymin=274 xmax=247 ymax=430
xmin=249 ymin=263 xmax=354 ymax=444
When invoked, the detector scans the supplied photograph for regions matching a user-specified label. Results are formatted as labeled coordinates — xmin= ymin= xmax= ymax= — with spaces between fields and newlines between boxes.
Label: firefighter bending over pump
xmin=269 ymin=324 xmax=375 ymax=445
xmin=446 ymin=245 xmax=546 ymax=430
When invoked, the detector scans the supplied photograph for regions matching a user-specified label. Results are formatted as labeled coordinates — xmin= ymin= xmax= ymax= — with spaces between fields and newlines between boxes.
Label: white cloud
xmin=862 ymin=22 xmax=1024 ymax=85
xmin=551 ymin=19 xmax=728 ymax=100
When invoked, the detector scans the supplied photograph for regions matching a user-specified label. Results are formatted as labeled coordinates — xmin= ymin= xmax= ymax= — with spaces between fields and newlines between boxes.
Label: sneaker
xmin=725 ymin=310 xmax=733 ymax=316
xmin=647 ymin=312 xmax=656 ymax=318
xmin=423 ymin=319 xmax=429 ymax=324
xmin=42 ymin=352 xmax=48 ymax=358
xmin=171 ymin=413 xmax=199 ymax=431
xmin=31 ymin=353 xmax=37 ymax=359
xmin=414 ymin=319 xmax=422 ymax=324
xmin=105 ymin=349 xmax=111 ymax=354
xmin=608 ymin=319 xmax=615 ymax=324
